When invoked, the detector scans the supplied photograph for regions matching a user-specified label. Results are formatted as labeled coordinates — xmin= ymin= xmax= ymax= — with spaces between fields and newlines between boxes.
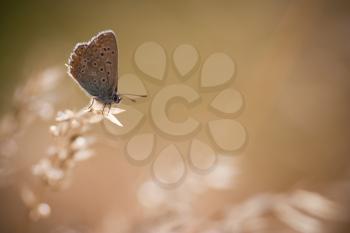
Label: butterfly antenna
xmin=122 ymin=96 xmax=136 ymax=103
xmin=119 ymin=93 xmax=147 ymax=98
xmin=119 ymin=93 xmax=147 ymax=103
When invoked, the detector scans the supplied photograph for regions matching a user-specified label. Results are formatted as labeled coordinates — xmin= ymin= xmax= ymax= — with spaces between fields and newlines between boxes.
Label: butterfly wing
xmin=68 ymin=30 xmax=118 ymax=102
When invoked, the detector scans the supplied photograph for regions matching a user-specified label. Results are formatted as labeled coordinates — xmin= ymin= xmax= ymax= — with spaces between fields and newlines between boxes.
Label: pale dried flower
xmin=32 ymin=98 xmax=124 ymax=191
xmin=3 ymin=66 xmax=120 ymax=220
xmin=0 ymin=67 xmax=64 ymax=189
xmin=20 ymin=186 xmax=51 ymax=221
xmin=29 ymin=203 xmax=51 ymax=221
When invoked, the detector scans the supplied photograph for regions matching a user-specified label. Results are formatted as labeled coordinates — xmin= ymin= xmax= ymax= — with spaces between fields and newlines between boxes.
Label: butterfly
xmin=67 ymin=30 xmax=146 ymax=110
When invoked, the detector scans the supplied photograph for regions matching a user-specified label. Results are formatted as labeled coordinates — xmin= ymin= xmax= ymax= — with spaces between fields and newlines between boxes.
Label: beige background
xmin=1 ymin=0 xmax=350 ymax=232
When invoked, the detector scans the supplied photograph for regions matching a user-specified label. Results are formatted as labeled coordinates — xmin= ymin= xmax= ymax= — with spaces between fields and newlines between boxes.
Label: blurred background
xmin=1 ymin=0 xmax=350 ymax=233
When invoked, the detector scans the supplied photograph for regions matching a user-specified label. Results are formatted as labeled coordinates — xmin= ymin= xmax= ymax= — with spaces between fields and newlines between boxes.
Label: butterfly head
xmin=113 ymin=93 xmax=122 ymax=103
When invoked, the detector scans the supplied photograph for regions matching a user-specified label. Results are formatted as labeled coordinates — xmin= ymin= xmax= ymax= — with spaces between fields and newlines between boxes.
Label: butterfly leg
xmin=107 ymin=104 xmax=112 ymax=115
xmin=87 ymin=98 xmax=95 ymax=110
xmin=102 ymin=103 xmax=107 ymax=115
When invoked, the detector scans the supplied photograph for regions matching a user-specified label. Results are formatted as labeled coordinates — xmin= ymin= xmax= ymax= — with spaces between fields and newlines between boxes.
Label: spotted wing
xmin=67 ymin=30 xmax=118 ymax=101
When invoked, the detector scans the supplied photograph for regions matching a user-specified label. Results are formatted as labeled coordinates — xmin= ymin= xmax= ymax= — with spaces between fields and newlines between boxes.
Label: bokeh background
xmin=1 ymin=1 xmax=350 ymax=233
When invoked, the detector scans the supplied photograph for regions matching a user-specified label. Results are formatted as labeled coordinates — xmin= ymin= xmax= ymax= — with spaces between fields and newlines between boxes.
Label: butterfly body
xmin=68 ymin=30 xmax=121 ymax=104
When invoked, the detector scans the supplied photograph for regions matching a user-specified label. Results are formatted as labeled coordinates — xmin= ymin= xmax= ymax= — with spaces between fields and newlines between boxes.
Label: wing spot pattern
xmin=67 ymin=31 xmax=118 ymax=102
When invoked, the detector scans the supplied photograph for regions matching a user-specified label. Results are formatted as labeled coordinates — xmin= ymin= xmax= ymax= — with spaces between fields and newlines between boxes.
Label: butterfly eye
xmin=93 ymin=62 xmax=97 ymax=66
xmin=102 ymin=78 xmax=106 ymax=82
xmin=111 ymin=51 xmax=115 ymax=54
xmin=100 ymin=53 xmax=104 ymax=56
xmin=107 ymin=48 xmax=110 ymax=51
xmin=100 ymin=67 xmax=104 ymax=72
xmin=113 ymin=94 xmax=120 ymax=103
